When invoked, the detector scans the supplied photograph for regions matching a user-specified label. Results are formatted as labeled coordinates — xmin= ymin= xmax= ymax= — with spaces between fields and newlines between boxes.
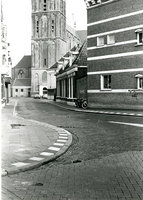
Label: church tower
xmin=31 ymin=0 xmax=66 ymax=98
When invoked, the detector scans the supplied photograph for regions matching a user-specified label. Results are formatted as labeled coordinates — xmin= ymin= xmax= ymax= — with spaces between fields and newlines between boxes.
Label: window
xmin=135 ymin=29 xmax=143 ymax=45
xmin=138 ymin=78 xmax=143 ymax=89
xmin=97 ymin=36 xmax=104 ymax=46
xmin=101 ymin=75 xmax=111 ymax=90
xmin=135 ymin=74 xmax=143 ymax=89
xmin=52 ymin=20 xmax=54 ymax=32
xmin=44 ymin=58 xmax=46 ymax=66
xmin=15 ymin=89 xmax=18 ymax=92
xmin=43 ymin=0 xmax=46 ymax=11
xmin=36 ymin=20 xmax=39 ymax=33
xmin=21 ymin=89 xmax=23 ymax=92
xmin=18 ymin=69 xmax=24 ymax=78
xmin=107 ymin=34 xmax=115 ymax=44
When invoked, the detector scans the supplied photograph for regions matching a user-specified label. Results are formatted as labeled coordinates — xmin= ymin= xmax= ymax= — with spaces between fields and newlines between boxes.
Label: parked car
xmin=34 ymin=94 xmax=41 ymax=99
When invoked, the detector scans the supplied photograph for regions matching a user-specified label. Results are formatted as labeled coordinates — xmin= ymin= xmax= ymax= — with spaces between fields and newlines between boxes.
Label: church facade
xmin=31 ymin=0 xmax=81 ymax=99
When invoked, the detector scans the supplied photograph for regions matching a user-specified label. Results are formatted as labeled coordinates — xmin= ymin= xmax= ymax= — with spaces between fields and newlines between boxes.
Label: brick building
xmin=85 ymin=0 xmax=143 ymax=109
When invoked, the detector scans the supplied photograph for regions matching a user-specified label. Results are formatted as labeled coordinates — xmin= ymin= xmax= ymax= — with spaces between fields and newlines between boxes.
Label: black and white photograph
xmin=1 ymin=0 xmax=143 ymax=199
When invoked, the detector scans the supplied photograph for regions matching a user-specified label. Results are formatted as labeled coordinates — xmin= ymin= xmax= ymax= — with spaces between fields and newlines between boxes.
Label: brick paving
xmin=1 ymin=99 xmax=72 ymax=176
xmin=2 ymin=151 xmax=143 ymax=200
xmin=1 ymin=98 xmax=143 ymax=200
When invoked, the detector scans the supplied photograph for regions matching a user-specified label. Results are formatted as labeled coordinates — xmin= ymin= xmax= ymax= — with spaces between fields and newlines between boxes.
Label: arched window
xmin=18 ymin=69 xmax=25 ymax=78
xmin=34 ymin=73 xmax=39 ymax=91
xmin=42 ymin=71 xmax=47 ymax=83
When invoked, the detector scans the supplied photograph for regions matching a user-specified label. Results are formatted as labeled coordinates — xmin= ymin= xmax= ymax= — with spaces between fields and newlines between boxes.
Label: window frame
xmin=97 ymin=36 xmax=105 ymax=46
xmin=135 ymin=29 xmax=143 ymax=45
xmin=101 ymin=74 xmax=111 ymax=90
xmin=107 ymin=34 xmax=115 ymax=45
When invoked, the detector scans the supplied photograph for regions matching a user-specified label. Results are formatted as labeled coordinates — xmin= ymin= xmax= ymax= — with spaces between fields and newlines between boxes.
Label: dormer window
xmin=135 ymin=29 xmax=143 ymax=45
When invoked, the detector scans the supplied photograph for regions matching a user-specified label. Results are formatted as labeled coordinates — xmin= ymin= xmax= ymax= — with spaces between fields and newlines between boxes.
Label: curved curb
xmin=49 ymin=102 xmax=143 ymax=117
xmin=1 ymin=102 xmax=72 ymax=177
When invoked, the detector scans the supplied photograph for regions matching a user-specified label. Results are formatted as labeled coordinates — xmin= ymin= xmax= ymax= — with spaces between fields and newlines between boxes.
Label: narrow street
xmin=2 ymin=98 xmax=143 ymax=200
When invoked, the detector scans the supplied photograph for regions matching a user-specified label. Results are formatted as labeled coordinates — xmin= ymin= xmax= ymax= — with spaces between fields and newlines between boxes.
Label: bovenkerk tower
xmin=31 ymin=0 xmax=71 ymax=98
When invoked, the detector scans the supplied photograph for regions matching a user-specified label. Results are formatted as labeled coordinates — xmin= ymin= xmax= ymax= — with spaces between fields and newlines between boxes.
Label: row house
xmin=85 ymin=0 xmax=143 ymax=109
xmin=55 ymin=41 xmax=87 ymax=105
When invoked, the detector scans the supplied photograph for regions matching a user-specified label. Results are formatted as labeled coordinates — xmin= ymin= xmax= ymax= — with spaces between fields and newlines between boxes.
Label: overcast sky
xmin=3 ymin=0 xmax=87 ymax=66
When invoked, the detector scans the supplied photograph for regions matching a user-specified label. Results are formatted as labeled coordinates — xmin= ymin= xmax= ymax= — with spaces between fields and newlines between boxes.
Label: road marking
xmin=59 ymin=134 xmax=68 ymax=136
xmin=109 ymin=121 xmax=143 ymax=128
xmin=12 ymin=162 xmax=30 ymax=167
xmin=57 ymin=139 xmax=67 ymax=142
xmin=59 ymin=136 xmax=68 ymax=139
xmin=48 ymin=147 xmax=61 ymax=151
xmin=53 ymin=143 xmax=64 ymax=146
xmin=40 ymin=152 xmax=54 ymax=156
xmin=29 ymin=157 xmax=44 ymax=161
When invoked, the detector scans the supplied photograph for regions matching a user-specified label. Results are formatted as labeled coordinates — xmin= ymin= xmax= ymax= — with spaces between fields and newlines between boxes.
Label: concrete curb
xmin=1 ymin=101 xmax=73 ymax=177
xmin=49 ymin=102 xmax=143 ymax=117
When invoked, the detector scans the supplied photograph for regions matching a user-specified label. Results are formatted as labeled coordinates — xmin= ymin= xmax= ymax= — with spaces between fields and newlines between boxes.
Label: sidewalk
xmin=1 ymin=100 xmax=72 ymax=176
xmin=50 ymin=101 xmax=143 ymax=117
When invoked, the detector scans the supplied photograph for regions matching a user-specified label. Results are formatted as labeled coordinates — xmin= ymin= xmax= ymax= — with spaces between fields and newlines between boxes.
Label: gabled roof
xmin=12 ymin=78 xmax=31 ymax=87
xmin=14 ymin=55 xmax=31 ymax=68
xmin=55 ymin=42 xmax=87 ymax=76
xmin=73 ymin=41 xmax=87 ymax=66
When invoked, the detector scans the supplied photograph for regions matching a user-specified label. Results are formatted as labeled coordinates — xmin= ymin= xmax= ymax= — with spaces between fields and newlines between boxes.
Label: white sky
xmin=3 ymin=0 xmax=87 ymax=66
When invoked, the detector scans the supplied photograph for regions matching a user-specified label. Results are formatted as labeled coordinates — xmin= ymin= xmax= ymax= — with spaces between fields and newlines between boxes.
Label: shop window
xmin=97 ymin=36 xmax=104 ymax=46
xmin=101 ymin=75 xmax=111 ymax=90
xmin=107 ymin=34 xmax=115 ymax=44
xmin=135 ymin=29 xmax=143 ymax=45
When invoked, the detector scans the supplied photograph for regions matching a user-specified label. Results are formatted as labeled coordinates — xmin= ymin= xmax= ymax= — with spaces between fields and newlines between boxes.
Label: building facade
xmin=85 ymin=0 xmax=143 ymax=109
xmin=31 ymin=0 xmax=81 ymax=99
xmin=12 ymin=56 xmax=31 ymax=97
xmin=55 ymin=41 xmax=87 ymax=105
xmin=1 ymin=0 xmax=12 ymax=106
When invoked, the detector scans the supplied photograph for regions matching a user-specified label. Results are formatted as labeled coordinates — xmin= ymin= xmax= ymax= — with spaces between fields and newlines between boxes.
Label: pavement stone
xmin=1 ymin=99 xmax=72 ymax=176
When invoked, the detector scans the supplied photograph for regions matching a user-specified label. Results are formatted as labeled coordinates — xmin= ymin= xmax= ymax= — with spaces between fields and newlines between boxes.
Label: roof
xmin=14 ymin=55 xmax=31 ymax=68
xmin=73 ymin=41 xmax=87 ymax=66
xmin=13 ymin=78 xmax=31 ymax=87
